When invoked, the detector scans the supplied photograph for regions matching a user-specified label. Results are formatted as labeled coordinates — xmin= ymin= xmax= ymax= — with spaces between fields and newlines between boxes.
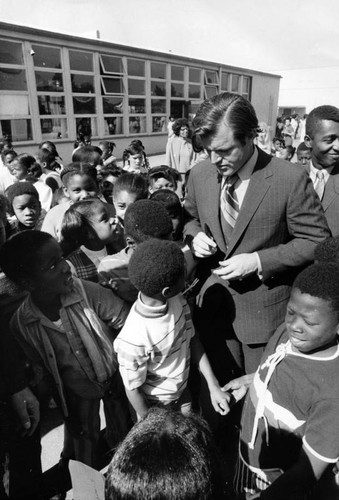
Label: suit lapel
xmin=226 ymin=150 xmax=272 ymax=256
xmin=322 ymin=164 xmax=339 ymax=211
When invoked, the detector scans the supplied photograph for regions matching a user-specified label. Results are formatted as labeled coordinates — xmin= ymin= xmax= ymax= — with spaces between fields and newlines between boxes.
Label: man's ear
xmin=125 ymin=236 xmax=137 ymax=250
xmin=161 ymin=286 xmax=171 ymax=298
xmin=304 ymin=135 xmax=313 ymax=150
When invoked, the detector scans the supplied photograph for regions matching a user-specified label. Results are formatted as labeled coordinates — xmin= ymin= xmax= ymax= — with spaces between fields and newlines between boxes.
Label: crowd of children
xmin=0 ymin=125 xmax=338 ymax=500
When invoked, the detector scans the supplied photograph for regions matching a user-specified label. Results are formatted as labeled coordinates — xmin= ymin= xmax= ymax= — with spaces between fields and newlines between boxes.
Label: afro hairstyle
xmin=128 ymin=239 xmax=184 ymax=296
xmin=293 ymin=262 xmax=339 ymax=316
xmin=124 ymin=199 xmax=173 ymax=244
xmin=314 ymin=236 xmax=339 ymax=264
xmin=5 ymin=182 xmax=40 ymax=215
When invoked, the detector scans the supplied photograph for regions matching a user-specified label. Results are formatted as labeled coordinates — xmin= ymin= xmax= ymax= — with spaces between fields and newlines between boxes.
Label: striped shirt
xmin=114 ymin=293 xmax=194 ymax=403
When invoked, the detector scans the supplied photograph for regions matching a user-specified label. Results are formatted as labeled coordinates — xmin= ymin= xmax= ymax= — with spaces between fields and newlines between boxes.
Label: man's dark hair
xmin=192 ymin=92 xmax=258 ymax=151
xmin=306 ymin=105 xmax=339 ymax=138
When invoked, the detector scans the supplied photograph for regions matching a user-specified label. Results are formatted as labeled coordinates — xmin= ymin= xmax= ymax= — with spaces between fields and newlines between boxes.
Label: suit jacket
xmin=184 ymin=147 xmax=330 ymax=344
xmin=306 ymin=163 xmax=339 ymax=236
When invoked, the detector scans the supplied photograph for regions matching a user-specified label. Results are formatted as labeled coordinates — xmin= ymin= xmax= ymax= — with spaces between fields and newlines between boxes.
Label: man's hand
xmin=213 ymin=253 xmax=258 ymax=280
xmin=11 ymin=387 xmax=40 ymax=436
xmin=191 ymin=231 xmax=217 ymax=258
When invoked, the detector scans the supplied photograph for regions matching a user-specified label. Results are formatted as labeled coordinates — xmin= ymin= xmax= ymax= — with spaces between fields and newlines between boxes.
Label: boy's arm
xmin=191 ymin=335 xmax=231 ymax=415
xmin=257 ymin=446 xmax=329 ymax=500
xmin=125 ymin=386 xmax=149 ymax=421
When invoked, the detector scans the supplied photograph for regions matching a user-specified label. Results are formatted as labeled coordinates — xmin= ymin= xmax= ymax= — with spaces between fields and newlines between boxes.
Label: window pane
xmin=101 ymin=55 xmax=123 ymax=74
xmin=36 ymin=71 xmax=63 ymax=92
xmin=32 ymin=45 xmax=61 ymax=69
xmin=128 ymin=79 xmax=145 ymax=95
xmin=189 ymin=84 xmax=201 ymax=99
xmin=103 ymin=97 xmax=123 ymax=114
xmin=73 ymin=97 xmax=96 ymax=114
xmin=69 ymin=50 xmax=93 ymax=72
xmin=171 ymin=65 xmax=184 ymax=81
xmin=205 ymin=71 xmax=218 ymax=84
xmin=151 ymin=99 xmax=166 ymax=114
xmin=104 ymin=116 xmax=123 ymax=135
xmin=151 ymin=62 xmax=166 ymax=79
xmin=0 ymin=68 xmax=27 ymax=90
xmin=127 ymin=59 xmax=145 ymax=77
xmin=129 ymin=116 xmax=146 ymax=134
xmin=0 ymin=40 xmax=23 ymax=65
xmin=171 ymin=83 xmax=184 ymax=98
xmin=221 ymin=73 xmax=229 ymax=90
xmin=1 ymin=119 xmax=32 ymax=141
xmin=38 ymin=96 xmax=66 ymax=115
xmin=102 ymin=77 xmax=123 ymax=94
xmin=231 ymin=74 xmax=240 ymax=92
xmin=189 ymin=68 xmax=201 ymax=83
xmin=76 ymin=117 xmax=97 ymax=137
xmin=152 ymin=116 xmax=167 ymax=133
xmin=71 ymin=74 xmax=94 ymax=93
xmin=0 ymin=95 xmax=29 ymax=115
xmin=151 ymin=81 xmax=166 ymax=96
xmin=243 ymin=76 xmax=250 ymax=94
xmin=41 ymin=118 xmax=68 ymax=140
xmin=205 ymin=86 xmax=218 ymax=98
xmin=129 ymin=99 xmax=146 ymax=114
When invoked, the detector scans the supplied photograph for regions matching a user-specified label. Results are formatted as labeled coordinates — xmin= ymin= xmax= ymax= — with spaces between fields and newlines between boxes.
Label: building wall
xmin=0 ymin=22 xmax=280 ymax=163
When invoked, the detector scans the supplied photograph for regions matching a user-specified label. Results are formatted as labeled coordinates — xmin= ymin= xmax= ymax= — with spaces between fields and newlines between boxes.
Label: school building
xmin=0 ymin=22 xmax=280 ymax=160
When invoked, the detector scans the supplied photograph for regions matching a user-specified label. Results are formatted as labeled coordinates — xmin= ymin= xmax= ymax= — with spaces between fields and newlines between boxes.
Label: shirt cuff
xmin=255 ymin=252 xmax=263 ymax=281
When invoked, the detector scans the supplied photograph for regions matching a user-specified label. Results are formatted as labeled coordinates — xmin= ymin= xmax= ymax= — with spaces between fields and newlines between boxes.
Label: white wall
xmin=251 ymin=74 xmax=281 ymax=135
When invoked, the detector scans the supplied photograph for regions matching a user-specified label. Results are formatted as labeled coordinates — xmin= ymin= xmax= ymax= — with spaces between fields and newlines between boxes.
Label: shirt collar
xmin=309 ymin=160 xmax=333 ymax=182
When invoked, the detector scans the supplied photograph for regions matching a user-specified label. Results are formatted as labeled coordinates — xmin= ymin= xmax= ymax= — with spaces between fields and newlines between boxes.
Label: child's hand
xmin=209 ymin=385 xmax=232 ymax=415
xmin=100 ymin=278 xmax=119 ymax=292
xmin=222 ymin=373 xmax=254 ymax=403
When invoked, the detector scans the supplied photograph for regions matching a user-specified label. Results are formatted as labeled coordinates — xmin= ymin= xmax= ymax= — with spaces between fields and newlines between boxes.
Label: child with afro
xmin=5 ymin=181 xmax=46 ymax=236
xmin=114 ymin=238 xmax=230 ymax=420
xmin=224 ymin=262 xmax=339 ymax=499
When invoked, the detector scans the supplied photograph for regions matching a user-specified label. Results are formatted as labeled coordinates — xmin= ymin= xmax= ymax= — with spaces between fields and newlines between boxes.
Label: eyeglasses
xmin=40 ymin=256 xmax=65 ymax=273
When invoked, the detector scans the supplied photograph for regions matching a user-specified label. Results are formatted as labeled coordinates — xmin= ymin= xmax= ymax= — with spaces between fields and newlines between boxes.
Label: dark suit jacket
xmin=306 ymin=163 xmax=339 ymax=236
xmin=184 ymin=147 xmax=330 ymax=344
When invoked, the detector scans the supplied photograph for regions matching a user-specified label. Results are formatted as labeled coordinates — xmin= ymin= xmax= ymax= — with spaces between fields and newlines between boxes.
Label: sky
xmin=1 ymin=0 xmax=339 ymax=76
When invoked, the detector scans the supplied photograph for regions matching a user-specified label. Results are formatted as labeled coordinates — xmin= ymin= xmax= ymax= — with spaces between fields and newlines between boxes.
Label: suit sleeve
xmin=183 ymin=167 xmax=203 ymax=241
xmin=258 ymin=171 xmax=331 ymax=280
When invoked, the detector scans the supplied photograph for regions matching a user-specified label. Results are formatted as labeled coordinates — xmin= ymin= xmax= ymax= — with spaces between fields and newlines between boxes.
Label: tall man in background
xmin=184 ymin=92 xmax=330 ymax=380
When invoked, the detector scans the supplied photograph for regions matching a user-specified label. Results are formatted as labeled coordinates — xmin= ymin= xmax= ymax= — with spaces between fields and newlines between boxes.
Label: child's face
xmin=11 ymin=160 xmax=27 ymax=181
xmin=12 ymin=194 xmax=41 ymax=228
xmin=171 ymin=216 xmax=181 ymax=239
xmin=113 ymin=190 xmax=138 ymax=221
xmin=285 ymin=287 xmax=339 ymax=354
xmin=64 ymin=174 xmax=98 ymax=203
xmin=297 ymin=150 xmax=312 ymax=167
xmin=149 ymin=176 xmax=175 ymax=193
xmin=4 ymin=153 xmax=16 ymax=172
xmin=30 ymin=239 xmax=73 ymax=296
xmin=128 ymin=153 xmax=143 ymax=172
xmin=277 ymin=147 xmax=291 ymax=161
xmin=88 ymin=203 xmax=115 ymax=244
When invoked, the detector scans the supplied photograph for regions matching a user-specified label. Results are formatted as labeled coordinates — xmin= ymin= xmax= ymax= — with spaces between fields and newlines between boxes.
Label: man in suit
xmin=304 ymin=105 xmax=339 ymax=236
xmin=184 ymin=92 xmax=330 ymax=378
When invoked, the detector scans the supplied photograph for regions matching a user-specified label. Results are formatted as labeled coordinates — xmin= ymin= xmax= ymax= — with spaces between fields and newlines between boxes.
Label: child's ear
xmin=63 ymin=186 xmax=70 ymax=199
xmin=125 ymin=236 xmax=137 ymax=250
xmin=161 ymin=286 xmax=171 ymax=298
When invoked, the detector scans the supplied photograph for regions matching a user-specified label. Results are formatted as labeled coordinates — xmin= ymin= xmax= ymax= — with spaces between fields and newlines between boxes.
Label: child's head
xmin=124 ymin=199 xmax=173 ymax=248
xmin=122 ymin=143 xmax=144 ymax=172
xmin=296 ymin=142 xmax=312 ymax=167
xmin=272 ymin=136 xmax=285 ymax=152
xmin=99 ymin=140 xmax=115 ymax=159
xmin=39 ymin=140 xmax=60 ymax=159
xmin=286 ymin=263 xmax=339 ymax=354
xmin=60 ymin=162 xmax=99 ymax=203
xmin=314 ymin=236 xmax=339 ymax=263
xmin=112 ymin=172 xmax=148 ymax=221
xmin=105 ymin=407 xmax=223 ymax=500
xmin=277 ymin=145 xmax=295 ymax=161
xmin=71 ymin=145 xmax=103 ymax=167
xmin=99 ymin=165 xmax=122 ymax=204
xmin=5 ymin=182 xmax=41 ymax=229
xmin=129 ymin=239 xmax=185 ymax=299
xmin=1 ymin=149 xmax=17 ymax=173
xmin=148 ymin=165 xmax=179 ymax=193
xmin=36 ymin=147 xmax=55 ymax=170
xmin=0 ymin=231 xmax=72 ymax=296
xmin=11 ymin=154 xmax=36 ymax=181
xmin=149 ymin=189 xmax=183 ymax=240
xmin=61 ymin=198 xmax=114 ymax=254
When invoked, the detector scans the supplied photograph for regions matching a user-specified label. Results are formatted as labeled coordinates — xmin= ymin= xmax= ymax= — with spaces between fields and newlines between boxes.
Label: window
xmin=127 ymin=59 xmax=145 ymax=77
xmin=32 ymin=45 xmax=61 ymax=69
xmin=171 ymin=65 xmax=184 ymax=81
xmin=221 ymin=72 xmax=229 ymax=91
xmin=231 ymin=74 xmax=240 ymax=93
xmin=69 ymin=50 xmax=93 ymax=72
xmin=189 ymin=68 xmax=201 ymax=83
xmin=100 ymin=54 xmax=125 ymax=136
xmin=151 ymin=62 xmax=166 ymax=79
xmin=189 ymin=84 xmax=200 ymax=99
xmin=171 ymin=83 xmax=184 ymax=98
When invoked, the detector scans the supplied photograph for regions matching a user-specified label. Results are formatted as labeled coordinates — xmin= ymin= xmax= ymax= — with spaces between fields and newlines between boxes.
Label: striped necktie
xmin=314 ymin=170 xmax=325 ymax=200
xmin=221 ymin=173 xmax=239 ymax=229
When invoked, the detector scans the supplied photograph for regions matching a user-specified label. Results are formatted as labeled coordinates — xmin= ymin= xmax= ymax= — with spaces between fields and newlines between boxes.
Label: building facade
xmin=0 ymin=22 xmax=280 ymax=160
